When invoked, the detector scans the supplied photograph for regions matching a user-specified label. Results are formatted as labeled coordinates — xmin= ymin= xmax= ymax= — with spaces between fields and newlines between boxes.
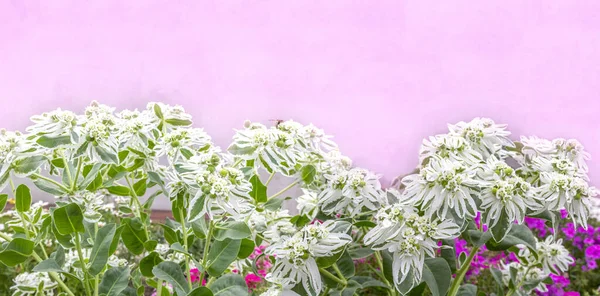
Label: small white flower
xmin=297 ymin=189 xmax=319 ymax=219
xmin=12 ymin=272 xmax=57 ymax=296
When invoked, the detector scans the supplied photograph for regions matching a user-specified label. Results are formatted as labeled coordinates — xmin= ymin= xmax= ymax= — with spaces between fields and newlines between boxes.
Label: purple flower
xmin=562 ymin=223 xmax=576 ymax=239
xmin=560 ymin=209 xmax=569 ymax=219
xmin=585 ymin=245 xmax=600 ymax=259
xmin=587 ymin=259 xmax=598 ymax=270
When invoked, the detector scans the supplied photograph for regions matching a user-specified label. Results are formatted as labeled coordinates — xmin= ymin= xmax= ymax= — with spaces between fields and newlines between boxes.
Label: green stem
xmin=199 ymin=221 xmax=214 ymax=285
xmin=447 ymin=245 xmax=480 ymax=296
xmin=125 ymin=176 xmax=150 ymax=236
xmin=178 ymin=207 xmax=193 ymax=290
xmin=268 ymin=180 xmax=299 ymax=200
xmin=0 ymin=232 xmax=76 ymax=296
xmin=72 ymin=158 xmax=83 ymax=191
xmin=31 ymin=173 xmax=71 ymax=192
xmin=265 ymin=172 xmax=276 ymax=186
xmin=156 ymin=280 xmax=163 ymax=296
xmin=232 ymin=158 xmax=243 ymax=167
xmin=332 ymin=264 xmax=347 ymax=285
xmin=75 ymin=233 xmax=93 ymax=296
xmin=319 ymin=268 xmax=346 ymax=286
xmin=63 ymin=156 xmax=73 ymax=185
xmin=506 ymin=266 xmax=532 ymax=296
xmin=374 ymin=251 xmax=396 ymax=295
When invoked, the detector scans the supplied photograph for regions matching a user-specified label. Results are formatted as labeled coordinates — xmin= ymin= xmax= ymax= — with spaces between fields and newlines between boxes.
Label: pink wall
xmin=1 ymin=1 xmax=600 ymax=185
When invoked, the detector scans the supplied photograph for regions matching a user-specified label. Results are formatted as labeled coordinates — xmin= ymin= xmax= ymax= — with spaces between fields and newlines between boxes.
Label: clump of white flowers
xmin=11 ymin=272 xmax=57 ymax=296
xmin=0 ymin=105 xmax=593 ymax=296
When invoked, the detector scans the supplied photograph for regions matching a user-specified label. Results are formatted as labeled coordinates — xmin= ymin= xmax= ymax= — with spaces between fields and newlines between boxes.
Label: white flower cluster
xmin=364 ymin=201 xmax=460 ymax=291
xmin=11 ymin=272 xmax=57 ymax=296
xmin=519 ymin=136 xmax=597 ymax=227
xmin=499 ymin=235 xmax=573 ymax=294
xmin=399 ymin=118 xmax=595 ymax=234
xmin=265 ymin=221 xmax=352 ymax=295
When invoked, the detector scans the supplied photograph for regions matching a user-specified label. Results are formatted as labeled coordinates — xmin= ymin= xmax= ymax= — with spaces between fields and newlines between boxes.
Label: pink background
xmin=1 ymin=1 xmax=600 ymax=185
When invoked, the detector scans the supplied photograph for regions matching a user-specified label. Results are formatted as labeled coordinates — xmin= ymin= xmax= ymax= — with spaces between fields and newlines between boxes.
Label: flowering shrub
xmin=0 ymin=103 xmax=596 ymax=296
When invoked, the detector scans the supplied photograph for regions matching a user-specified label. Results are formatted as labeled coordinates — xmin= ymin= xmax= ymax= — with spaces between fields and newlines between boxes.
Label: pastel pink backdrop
xmin=1 ymin=1 xmax=600 ymax=186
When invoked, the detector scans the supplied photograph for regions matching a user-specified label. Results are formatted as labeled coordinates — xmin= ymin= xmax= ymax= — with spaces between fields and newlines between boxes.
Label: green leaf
xmin=209 ymin=274 xmax=248 ymax=296
xmin=107 ymin=185 xmax=130 ymax=196
xmin=249 ymin=175 xmax=267 ymax=203
xmin=237 ymin=238 xmax=255 ymax=259
xmin=489 ymin=210 xmax=511 ymax=242
xmin=52 ymin=203 xmax=85 ymax=235
xmin=36 ymin=135 xmax=72 ymax=148
xmin=486 ymin=224 xmax=537 ymax=256
xmin=165 ymin=118 xmax=193 ymax=126
xmin=89 ymin=224 xmax=117 ymax=275
xmin=337 ymin=251 xmax=355 ymax=278
xmin=161 ymin=223 xmax=180 ymax=245
xmin=33 ymin=178 xmax=68 ymax=196
xmin=86 ymin=172 xmax=104 ymax=192
xmin=0 ymin=238 xmax=34 ymax=266
xmin=33 ymin=258 xmax=64 ymax=273
xmin=15 ymin=184 xmax=31 ymax=212
xmin=213 ymin=221 xmax=251 ymax=241
xmin=133 ymin=178 xmax=147 ymax=196
xmin=348 ymin=247 xmax=373 ymax=260
xmin=456 ymin=284 xmax=478 ymax=296
xmin=153 ymin=261 xmax=190 ymax=296
xmin=187 ymin=193 xmax=207 ymax=223
xmin=206 ymin=239 xmax=242 ymax=277
xmin=300 ymin=164 xmax=316 ymax=185
xmin=316 ymin=248 xmax=345 ymax=268
xmin=121 ymin=218 xmax=148 ymax=255
xmin=407 ymin=282 xmax=427 ymax=296
xmin=422 ymin=258 xmax=452 ymax=296
xmin=140 ymin=252 xmax=163 ymax=277
xmin=441 ymin=239 xmax=457 ymax=273
xmin=94 ymin=145 xmax=119 ymax=164
xmin=263 ymin=196 xmax=288 ymax=211
xmin=12 ymin=155 xmax=46 ymax=176
xmin=188 ymin=287 xmax=214 ymax=296
xmin=0 ymin=194 xmax=7 ymax=212
xmin=98 ymin=266 xmax=130 ymax=296
xmin=153 ymin=104 xmax=164 ymax=119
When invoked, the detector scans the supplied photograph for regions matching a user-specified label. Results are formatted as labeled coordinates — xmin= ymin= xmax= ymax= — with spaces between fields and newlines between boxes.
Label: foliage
xmin=0 ymin=103 xmax=596 ymax=296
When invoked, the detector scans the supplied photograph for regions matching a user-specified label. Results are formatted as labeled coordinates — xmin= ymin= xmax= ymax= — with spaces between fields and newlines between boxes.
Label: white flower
xmin=419 ymin=134 xmax=482 ymax=166
xmin=499 ymin=262 xmax=548 ymax=293
xmin=27 ymin=108 xmax=79 ymax=138
xmin=536 ymin=236 xmax=574 ymax=274
xmin=364 ymin=202 xmax=460 ymax=293
xmin=265 ymin=221 xmax=352 ymax=295
xmin=107 ymin=255 xmax=128 ymax=267
xmin=155 ymin=244 xmax=170 ymax=255
xmin=447 ymin=117 xmax=513 ymax=159
xmin=319 ymin=168 xmax=384 ymax=217
xmin=71 ymin=192 xmax=111 ymax=222
xmin=479 ymin=161 xmax=543 ymax=232
xmin=400 ymin=158 xmax=478 ymax=222
xmin=297 ymin=189 xmax=319 ymax=219
xmin=11 ymin=272 xmax=57 ymax=296
xmin=538 ymin=172 xmax=597 ymax=227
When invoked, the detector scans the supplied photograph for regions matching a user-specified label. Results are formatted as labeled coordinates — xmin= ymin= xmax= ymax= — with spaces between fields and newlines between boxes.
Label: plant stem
xmin=265 ymin=172 xmax=276 ymax=186
xmin=332 ymin=264 xmax=347 ymax=285
xmin=447 ymin=245 xmax=480 ymax=296
xmin=178 ymin=207 xmax=193 ymax=290
xmin=72 ymin=158 xmax=83 ymax=191
xmin=319 ymin=268 xmax=346 ymax=286
xmin=268 ymin=180 xmax=299 ymax=200
xmin=125 ymin=176 xmax=150 ymax=236
xmin=374 ymin=251 xmax=396 ymax=295
xmin=199 ymin=221 xmax=214 ymax=285
xmin=75 ymin=233 xmax=93 ymax=296
xmin=506 ymin=266 xmax=532 ymax=296
xmin=156 ymin=280 xmax=163 ymax=296
xmin=0 ymin=233 xmax=77 ymax=296
xmin=31 ymin=173 xmax=71 ymax=192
